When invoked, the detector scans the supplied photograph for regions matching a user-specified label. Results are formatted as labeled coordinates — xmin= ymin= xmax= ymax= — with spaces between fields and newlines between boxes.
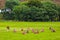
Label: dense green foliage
xmin=5 ymin=0 xmax=20 ymax=10
xmin=1 ymin=0 xmax=60 ymax=21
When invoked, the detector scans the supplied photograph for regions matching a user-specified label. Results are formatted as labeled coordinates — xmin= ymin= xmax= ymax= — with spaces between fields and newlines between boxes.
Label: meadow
xmin=0 ymin=21 xmax=60 ymax=40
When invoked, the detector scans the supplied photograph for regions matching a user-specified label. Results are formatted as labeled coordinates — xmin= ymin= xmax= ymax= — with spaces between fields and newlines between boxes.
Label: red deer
xmin=40 ymin=28 xmax=44 ymax=32
xmin=34 ymin=29 xmax=39 ymax=34
xmin=51 ymin=29 xmax=56 ymax=32
xmin=6 ymin=26 xmax=10 ymax=30
xmin=26 ymin=30 xmax=29 ymax=33
xmin=49 ymin=27 xmax=56 ymax=32
xmin=32 ymin=28 xmax=35 ymax=33
xmin=22 ymin=31 xmax=26 ymax=35
xmin=6 ymin=26 xmax=10 ymax=32
xmin=21 ymin=28 xmax=24 ymax=31
xmin=32 ymin=29 xmax=39 ymax=34
xmin=49 ymin=27 xmax=52 ymax=30
xmin=13 ymin=29 xmax=17 ymax=32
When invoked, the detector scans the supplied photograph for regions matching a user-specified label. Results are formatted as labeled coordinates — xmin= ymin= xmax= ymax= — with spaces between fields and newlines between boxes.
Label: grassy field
xmin=0 ymin=21 xmax=60 ymax=40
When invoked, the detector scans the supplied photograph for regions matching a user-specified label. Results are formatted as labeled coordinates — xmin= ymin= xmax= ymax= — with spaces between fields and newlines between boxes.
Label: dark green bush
xmin=3 ymin=0 xmax=60 ymax=21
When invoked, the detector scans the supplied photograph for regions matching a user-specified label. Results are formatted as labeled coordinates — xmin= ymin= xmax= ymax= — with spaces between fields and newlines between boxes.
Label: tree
xmin=5 ymin=0 xmax=20 ymax=10
xmin=42 ymin=1 xmax=59 ymax=21
xmin=3 ymin=11 xmax=15 ymax=20
xmin=56 ymin=5 xmax=60 ymax=21
xmin=26 ymin=0 xmax=42 ymax=8
xmin=13 ymin=5 xmax=31 ymax=21
xmin=2 ymin=0 xmax=60 ymax=21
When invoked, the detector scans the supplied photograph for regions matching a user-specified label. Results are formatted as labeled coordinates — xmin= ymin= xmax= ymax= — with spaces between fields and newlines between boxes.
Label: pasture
xmin=0 ymin=21 xmax=60 ymax=40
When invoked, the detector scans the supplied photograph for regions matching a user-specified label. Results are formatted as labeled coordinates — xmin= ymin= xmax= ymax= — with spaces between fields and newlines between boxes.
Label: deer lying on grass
xmin=40 ymin=28 xmax=44 ymax=32
xmin=49 ymin=27 xmax=56 ymax=32
xmin=21 ymin=28 xmax=24 ymax=31
xmin=13 ymin=29 xmax=17 ymax=32
xmin=32 ymin=28 xmax=39 ymax=34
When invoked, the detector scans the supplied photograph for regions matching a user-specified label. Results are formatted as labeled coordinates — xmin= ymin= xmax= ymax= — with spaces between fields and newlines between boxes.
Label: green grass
xmin=0 ymin=21 xmax=60 ymax=40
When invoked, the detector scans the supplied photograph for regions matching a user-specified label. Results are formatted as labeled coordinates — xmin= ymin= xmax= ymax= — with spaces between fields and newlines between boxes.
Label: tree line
xmin=0 ymin=0 xmax=60 ymax=21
